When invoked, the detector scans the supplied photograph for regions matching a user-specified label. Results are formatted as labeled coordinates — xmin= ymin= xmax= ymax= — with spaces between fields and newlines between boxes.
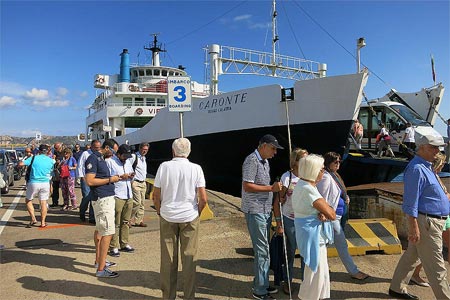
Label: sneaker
xmin=252 ymin=293 xmax=275 ymax=300
xmin=120 ymin=245 xmax=135 ymax=253
xmin=94 ymin=261 xmax=117 ymax=268
xmin=109 ymin=249 xmax=120 ymax=257
xmin=96 ymin=268 xmax=119 ymax=278
xmin=267 ymin=286 xmax=278 ymax=294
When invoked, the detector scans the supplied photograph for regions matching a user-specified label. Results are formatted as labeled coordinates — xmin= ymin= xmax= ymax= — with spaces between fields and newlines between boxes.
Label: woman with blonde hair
xmin=292 ymin=154 xmax=336 ymax=300
xmin=273 ymin=148 xmax=308 ymax=294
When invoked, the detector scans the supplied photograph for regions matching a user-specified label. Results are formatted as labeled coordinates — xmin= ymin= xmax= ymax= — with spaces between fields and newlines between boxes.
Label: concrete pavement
xmin=0 ymin=178 xmax=440 ymax=299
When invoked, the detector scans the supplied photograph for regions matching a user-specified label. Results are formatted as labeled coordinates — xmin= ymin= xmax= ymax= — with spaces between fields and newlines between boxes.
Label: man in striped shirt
xmin=242 ymin=134 xmax=283 ymax=300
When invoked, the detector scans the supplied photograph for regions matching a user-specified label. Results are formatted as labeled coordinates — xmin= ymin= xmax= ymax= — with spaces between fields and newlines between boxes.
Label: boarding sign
xmin=167 ymin=76 xmax=192 ymax=112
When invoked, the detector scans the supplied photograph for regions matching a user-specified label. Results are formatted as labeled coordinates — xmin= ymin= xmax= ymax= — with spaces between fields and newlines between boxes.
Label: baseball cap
xmin=39 ymin=144 xmax=49 ymax=152
xmin=416 ymin=134 xmax=445 ymax=147
xmin=117 ymin=144 xmax=132 ymax=159
xmin=259 ymin=134 xmax=284 ymax=149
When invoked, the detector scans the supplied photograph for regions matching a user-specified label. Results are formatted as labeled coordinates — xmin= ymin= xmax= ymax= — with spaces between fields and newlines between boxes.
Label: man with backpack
xmin=130 ymin=143 xmax=149 ymax=227
xmin=19 ymin=144 xmax=55 ymax=228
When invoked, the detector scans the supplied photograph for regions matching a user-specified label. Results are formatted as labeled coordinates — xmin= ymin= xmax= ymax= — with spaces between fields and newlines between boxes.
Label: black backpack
xmin=24 ymin=155 xmax=35 ymax=182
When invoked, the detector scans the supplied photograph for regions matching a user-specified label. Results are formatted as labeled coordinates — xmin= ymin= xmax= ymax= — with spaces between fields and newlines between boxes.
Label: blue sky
xmin=1 ymin=0 xmax=449 ymax=138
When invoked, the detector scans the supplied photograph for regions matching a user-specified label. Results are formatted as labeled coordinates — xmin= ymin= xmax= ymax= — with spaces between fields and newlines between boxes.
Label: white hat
xmin=416 ymin=134 xmax=445 ymax=147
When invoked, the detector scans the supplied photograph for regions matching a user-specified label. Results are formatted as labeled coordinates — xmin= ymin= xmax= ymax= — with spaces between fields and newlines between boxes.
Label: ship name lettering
xmin=198 ymin=92 xmax=247 ymax=110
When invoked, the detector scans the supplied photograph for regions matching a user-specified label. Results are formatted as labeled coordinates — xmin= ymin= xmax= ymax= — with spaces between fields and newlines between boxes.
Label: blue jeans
xmin=79 ymin=178 xmax=94 ymax=222
xmin=332 ymin=216 xmax=358 ymax=275
xmin=282 ymin=216 xmax=304 ymax=282
xmin=245 ymin=213 xmax=271 ymax=295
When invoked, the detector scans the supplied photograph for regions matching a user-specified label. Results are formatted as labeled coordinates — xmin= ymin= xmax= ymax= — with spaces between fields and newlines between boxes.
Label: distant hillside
xmin=0 ymin=135 xmax=81 ymax=148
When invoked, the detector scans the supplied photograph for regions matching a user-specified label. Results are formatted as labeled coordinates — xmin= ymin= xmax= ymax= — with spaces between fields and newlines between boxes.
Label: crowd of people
xmin=12 ymin=128 xmax=450 ymax=300
xmin=243 ymin=133 xmax=449 ymax=300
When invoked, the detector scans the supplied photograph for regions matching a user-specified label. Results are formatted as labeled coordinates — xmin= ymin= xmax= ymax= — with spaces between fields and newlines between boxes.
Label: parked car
xmin=5 ymin=149 xmax=24 ymax=181
xmin=0 ymin=150 xmax=15 ymax=194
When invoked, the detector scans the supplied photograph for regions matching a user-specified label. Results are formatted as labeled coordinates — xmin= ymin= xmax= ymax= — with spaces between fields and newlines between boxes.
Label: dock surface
xmin=0 ymin=178 xmax=441 ymax=299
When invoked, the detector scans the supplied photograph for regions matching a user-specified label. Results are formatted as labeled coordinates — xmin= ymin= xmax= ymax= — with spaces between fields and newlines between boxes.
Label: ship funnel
xmin=120 ymin=49 xmax=130 ymax=83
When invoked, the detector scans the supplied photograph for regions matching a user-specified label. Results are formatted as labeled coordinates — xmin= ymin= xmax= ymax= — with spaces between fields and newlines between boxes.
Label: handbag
xmin=60 ymin=164 xmax=70 ymax=178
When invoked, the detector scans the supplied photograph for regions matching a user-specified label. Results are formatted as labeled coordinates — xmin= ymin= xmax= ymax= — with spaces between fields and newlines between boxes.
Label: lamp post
xmin=356 ymin=37 xmax=366 ymax=73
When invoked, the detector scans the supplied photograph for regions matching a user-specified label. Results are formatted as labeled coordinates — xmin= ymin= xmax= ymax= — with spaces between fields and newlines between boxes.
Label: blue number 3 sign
xmin=173 ymin=86 xmax=186 ymax=102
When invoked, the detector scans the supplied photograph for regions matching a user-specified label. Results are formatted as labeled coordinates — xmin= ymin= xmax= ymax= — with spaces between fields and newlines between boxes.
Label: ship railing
xmin=217 ymin=45 xmax=324 ymax=80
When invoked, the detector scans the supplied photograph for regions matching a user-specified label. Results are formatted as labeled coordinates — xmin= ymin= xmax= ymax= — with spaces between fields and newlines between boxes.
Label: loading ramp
xmin=328 ymin=218 xmax=402 ymax=257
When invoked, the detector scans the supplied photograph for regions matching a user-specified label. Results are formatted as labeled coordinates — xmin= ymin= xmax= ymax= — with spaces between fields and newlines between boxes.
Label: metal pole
xmin=179 ymin=112 xmax=184 ymax=138
xmin=284 ymin=98 xmax=292 ymax=155
xmin=356 ymin=48 xmax=361 ymax=73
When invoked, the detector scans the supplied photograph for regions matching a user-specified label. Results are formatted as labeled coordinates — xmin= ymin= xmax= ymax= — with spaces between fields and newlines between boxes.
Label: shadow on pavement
xmin=17 ymin=276 xmax=158 ymax=299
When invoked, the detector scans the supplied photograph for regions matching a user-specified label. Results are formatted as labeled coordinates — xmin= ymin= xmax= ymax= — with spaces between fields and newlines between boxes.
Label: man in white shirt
xmin=130 ymin=142 xmax=149 ymax=227
xmin=153 ymin=138 xmax=207 ymax=300
xmin=106 ymin=144 xmax=135 ymax=257
xmin=402 ymin=122 xmax=416 ymax=151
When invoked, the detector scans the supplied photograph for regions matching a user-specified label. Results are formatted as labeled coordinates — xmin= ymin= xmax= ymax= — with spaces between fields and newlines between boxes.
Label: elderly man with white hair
xmin=153 ymin=137 xmax=208 ymax=300
xmin=389 ymin=134 xmax=449 ymax=300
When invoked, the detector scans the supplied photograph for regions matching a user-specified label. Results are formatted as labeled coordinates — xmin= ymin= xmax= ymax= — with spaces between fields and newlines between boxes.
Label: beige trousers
xmin=159 ymin=216 xmax=200 ymax=300
xmin=390 ymin=214 xmax=450 ymax=299
xmin=110 ymin=197 xmax=133 ymax=250
xmin=131 ymin=181 xmax=146 ymax=223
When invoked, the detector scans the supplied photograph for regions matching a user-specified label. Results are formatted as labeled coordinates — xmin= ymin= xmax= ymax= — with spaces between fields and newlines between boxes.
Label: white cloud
xmin=249 ymin=22 xmax=271 ymax=29
xmin=24 ymin=88 xmax=49 ymax=100
xmin=80 ymin=91 xmax=88 ymax=98
xmin=234 ymin=14 xmax=252 ymax=22
xmin=56 ymin=87 xmax=69 ymax=97
xmin=32 ymin=99 xmax=70 ymax=107
xmin=0 ymin=81 xmax=27 ymax=97
xmin=0 ymin=96 xmax=18 ymax=108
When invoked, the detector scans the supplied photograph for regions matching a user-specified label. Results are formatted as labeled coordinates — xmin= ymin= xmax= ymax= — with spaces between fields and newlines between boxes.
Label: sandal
xmin=61 ymin=205 xmax=68 ymax=211
xmin=39 ymin=223 xmax=48 ymax=228
xmin=351 ymin=271 xmax=369 ymax=280
xmin=28 ymin=220 xmax=38 ymax=227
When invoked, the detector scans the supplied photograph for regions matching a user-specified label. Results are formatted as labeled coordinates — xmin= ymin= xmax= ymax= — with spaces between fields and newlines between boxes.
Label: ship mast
xmin=208 ymin=1 xmax=327 ymax=95
xmin=272 ymin=0 xmax=279 ymax=68
xmin=144 ymin=33 xmax=166 ymax=67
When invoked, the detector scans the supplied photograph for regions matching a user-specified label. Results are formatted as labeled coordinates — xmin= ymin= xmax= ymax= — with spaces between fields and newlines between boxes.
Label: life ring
xmin=97 ymin=77 xmax=104 ymax=84
xmin=129 ymin=85 xmax=136 ymax=92
xmin=135 ymin=108 xmax=143 ymax=115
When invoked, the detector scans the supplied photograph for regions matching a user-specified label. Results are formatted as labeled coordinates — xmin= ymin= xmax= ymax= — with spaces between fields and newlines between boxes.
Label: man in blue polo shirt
xmin=389 ymin=134 xmax=450 ymax=299
xmin=85 ymin=139 xmax=120 ymax=278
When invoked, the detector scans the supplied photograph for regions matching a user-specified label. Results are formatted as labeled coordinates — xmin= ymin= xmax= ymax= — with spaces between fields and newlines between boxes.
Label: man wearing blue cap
xmin=242 ymin=134 xmax=283 ymax=300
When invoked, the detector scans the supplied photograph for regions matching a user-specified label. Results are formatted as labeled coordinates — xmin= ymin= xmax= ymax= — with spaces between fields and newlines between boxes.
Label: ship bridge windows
xmin=123 ymin=97 xmax=132 ymax=107
xmin=135 ymin=97 xmax=144 ymax=106
xmin=132 ymin=70 xmax=138 ymax=77
xmin=157 ymin=98 xmax=166 ymax=106
xmin=169 ymin=71 xmax=174 ymax=76
xmin=146 ymin=69 xmax=152 ymax=76
xmin=154 ymin=69 xmax=160 ymax=76
xmin=139 ymin=69 xmax=145 ymax=76
xmin=146 ymin=98 xmax=155 ymax=106
xmin=162 ymin=70 xmax=168 ymax=76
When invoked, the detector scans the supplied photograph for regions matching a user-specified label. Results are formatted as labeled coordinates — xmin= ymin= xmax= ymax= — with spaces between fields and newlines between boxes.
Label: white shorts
xmin=26 ymin=182 xmax=50 ymax=201
xmin=91 ymin=196 xmax=116 ymax=236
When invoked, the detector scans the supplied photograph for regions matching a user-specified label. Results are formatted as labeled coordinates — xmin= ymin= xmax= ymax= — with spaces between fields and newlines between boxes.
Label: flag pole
xmin=431 ymin=54 xmax=436 ymax=85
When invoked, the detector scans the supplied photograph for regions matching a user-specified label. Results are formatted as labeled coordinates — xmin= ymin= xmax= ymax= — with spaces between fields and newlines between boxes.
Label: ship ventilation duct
xmin=120 ymin=49 xmax=130 ymax=83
